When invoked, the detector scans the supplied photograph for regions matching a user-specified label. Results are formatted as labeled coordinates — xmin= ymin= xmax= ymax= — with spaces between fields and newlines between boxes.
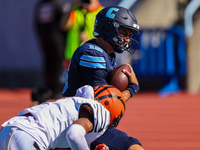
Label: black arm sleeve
xmin=79 ymin=103 xmax=94 ymax=128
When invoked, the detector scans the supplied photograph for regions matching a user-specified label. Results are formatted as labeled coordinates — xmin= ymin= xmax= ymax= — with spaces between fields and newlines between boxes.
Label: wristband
xmin=126 ymin=83 xmax=140 ymax=97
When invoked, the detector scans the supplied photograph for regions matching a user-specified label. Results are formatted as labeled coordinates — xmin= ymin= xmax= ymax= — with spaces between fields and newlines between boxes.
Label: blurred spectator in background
xmin=31 ymin=87 xmax=54 ymax=106
xmin=34 ymin=0 xmax=71 ymax=98
xmin=60 ymin=0 xmax=103 ymax=70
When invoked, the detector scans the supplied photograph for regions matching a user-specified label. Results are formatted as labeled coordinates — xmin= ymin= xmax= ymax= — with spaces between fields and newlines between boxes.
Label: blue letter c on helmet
xmin=106 ymin=8 xmax=119 ymax=19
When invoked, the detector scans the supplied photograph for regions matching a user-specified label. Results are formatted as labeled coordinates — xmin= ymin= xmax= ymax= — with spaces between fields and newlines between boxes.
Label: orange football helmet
xmin=94 ymin=85 xmax=126 ymax=127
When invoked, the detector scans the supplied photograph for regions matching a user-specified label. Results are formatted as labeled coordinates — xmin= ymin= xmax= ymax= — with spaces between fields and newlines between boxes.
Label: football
xmin=107 ymin=64 xmax=131 ymax=91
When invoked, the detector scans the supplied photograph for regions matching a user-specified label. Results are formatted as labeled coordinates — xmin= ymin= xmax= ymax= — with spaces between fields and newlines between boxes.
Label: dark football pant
xmin=90 ymin=127 xmax=142 ymax=150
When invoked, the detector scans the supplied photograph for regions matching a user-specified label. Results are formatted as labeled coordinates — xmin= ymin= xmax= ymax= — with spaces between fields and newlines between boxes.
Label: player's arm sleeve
xmin=79 ymin=50 xmax=108 ymax=86
xmin=66 ymin=104 xmax=94 ymax=150
xmin=66 ymin=124 xmax=89 ymax=150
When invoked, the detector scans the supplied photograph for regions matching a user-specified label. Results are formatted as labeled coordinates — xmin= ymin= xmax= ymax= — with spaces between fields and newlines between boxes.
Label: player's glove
xmin=95 ymin=143 xmax=109 ymax=150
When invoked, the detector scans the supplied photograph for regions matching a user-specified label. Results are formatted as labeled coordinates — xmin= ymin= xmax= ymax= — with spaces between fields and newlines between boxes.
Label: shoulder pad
xmin=88 ymin=45 xmax=103 ymax=53
xmin=79 ymin=45 xmax=106 ymax=69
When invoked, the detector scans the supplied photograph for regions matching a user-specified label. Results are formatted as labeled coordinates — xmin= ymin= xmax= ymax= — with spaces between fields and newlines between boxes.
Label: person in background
xmin=62 ymin=6 xmax=144 ymax=150
xmin=60 ymin=0 xmax=103 ymax=70
xmin=31 ymin=87 xmax=54 ymax=106
xmin=35 ymin=0 xmax=70 ymax=98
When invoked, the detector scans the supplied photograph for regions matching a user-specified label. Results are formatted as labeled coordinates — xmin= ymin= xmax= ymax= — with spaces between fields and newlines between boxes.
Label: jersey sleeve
xmin=80 ymin=67 xmax=107 ymax=87
xmin=79 ymin=45 xmax=106 ymax=69
xmin=79 ymin=46 xmax=108 ymax=86
xmin=92 ymin=103 xmax=110 ymax=133
xmin=79 ymin=102 xmax=110 ymax=145
xmin=79 ymin=103 xmax=110 ymax=133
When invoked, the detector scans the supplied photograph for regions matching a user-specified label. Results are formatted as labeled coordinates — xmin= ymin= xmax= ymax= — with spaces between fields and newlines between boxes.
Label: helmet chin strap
xmin=113 ymin=31 xmax=132 ymax=53
xmin=115 ymin=46 xmax=124 ymax=53
xmin=113 ymin=42 xmax=131 ymax=53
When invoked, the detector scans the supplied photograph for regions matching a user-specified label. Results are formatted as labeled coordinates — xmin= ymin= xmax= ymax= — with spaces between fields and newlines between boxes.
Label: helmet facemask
xmin=112 ymin=22 xmax=139 ymax=53
xmin=110 ymin=111 xmax=123 ymax=127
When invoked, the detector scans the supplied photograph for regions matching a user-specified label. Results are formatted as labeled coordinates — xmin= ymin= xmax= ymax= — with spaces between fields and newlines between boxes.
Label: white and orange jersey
xmin=1 ymin=85 xmax=110 ymax=149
